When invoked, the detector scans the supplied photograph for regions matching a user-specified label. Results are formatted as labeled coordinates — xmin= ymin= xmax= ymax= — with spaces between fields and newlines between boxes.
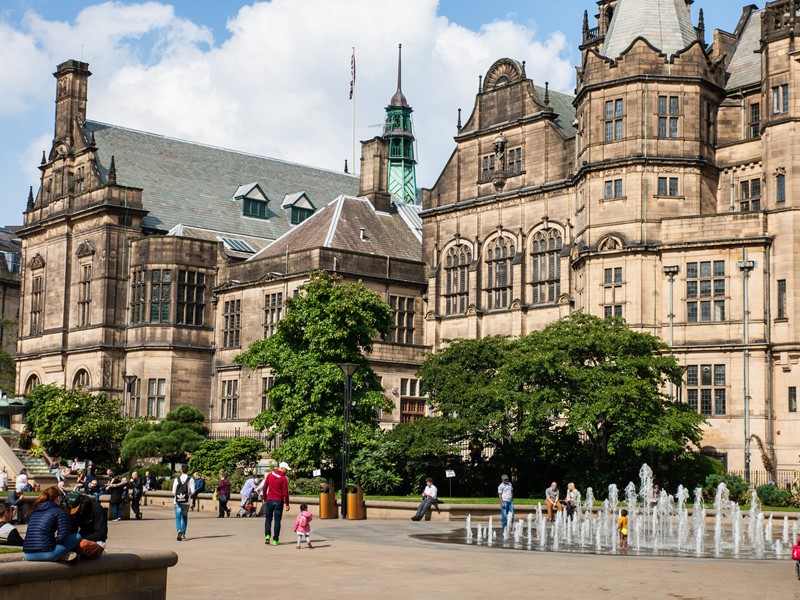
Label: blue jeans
xmin=24 ymin=532 xmax=81 ymax=561
xmin=174 ymin=503 xmax=189 ymax=534
xmin=500 ymin=500 xmax=514 ymax=528
xmin=112 ymin=503 xmax=121 ymax=520
xmin=264 ymin=500 xmax=285 ymax=541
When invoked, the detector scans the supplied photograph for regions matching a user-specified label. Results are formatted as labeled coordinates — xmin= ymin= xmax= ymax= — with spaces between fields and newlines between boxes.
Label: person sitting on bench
xmin=411 ymin=477 xmax=438 ymax=521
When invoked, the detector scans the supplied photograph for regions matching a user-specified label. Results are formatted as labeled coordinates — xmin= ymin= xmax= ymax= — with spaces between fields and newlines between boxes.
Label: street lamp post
xmin=737 ymin=255 xmax=756 ymax=484
xmin=338 ymin=362 xmax=358 ymax=519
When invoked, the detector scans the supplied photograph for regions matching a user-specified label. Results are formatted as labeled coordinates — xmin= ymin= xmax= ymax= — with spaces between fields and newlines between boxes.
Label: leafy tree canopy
xmin=24 ymin=384 xmax=133 ymax=464
xmin=235 ymin=272 xmax=393 ymax=474
xmin=188 ymin=437 xmax=265 ymax=478
xmin=120 ymin=405 xmax=209 ymax=470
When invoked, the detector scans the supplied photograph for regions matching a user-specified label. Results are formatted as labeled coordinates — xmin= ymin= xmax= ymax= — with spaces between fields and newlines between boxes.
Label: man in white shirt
xmin=172 ymin=464 xmax=195 ymax=541
xmin=411 ymin=477 xmax=438 ymax=521
xmin=15 ymin=468 xmax=29 ymax=493
xmin=498 ymin=474 xmax=514 ymax=528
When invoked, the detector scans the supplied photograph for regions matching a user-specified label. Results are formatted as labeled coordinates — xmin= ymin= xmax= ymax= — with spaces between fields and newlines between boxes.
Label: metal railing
xmin=728 ymin=469 xmax=798 ymax=489
xmin=207 ymin=429 xmax=281 ymax=451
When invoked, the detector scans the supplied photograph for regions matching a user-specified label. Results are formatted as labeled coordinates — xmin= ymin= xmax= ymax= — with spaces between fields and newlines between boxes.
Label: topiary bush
xmin=703 ymin=473 xmax=749 ymax=503
xmin=756 ymin=483 xmax=793 ymax=507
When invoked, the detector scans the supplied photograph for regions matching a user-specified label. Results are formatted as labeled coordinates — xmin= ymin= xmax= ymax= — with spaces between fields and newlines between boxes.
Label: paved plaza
xmin=67 ymin=505 xmax=800 ymax=599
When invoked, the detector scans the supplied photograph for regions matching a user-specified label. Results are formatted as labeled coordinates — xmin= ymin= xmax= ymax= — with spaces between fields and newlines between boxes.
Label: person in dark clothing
xmin=0 ymin=503 xmax=23 ymax=546
xmin=144 ymin=471 xmax=159 ymax=492
xmin=190 ymin=471 xmax=205 ymax=511
xmin=106 ymin=472 xmax=127 ymax=521
xmin=5 ymin=489 xmax=25 ymax=524
xmin=216 ymin=472 xmax=231 ymax=518
xmin=128 ymin=471 xmax=144 ymax=520
xmin=64 ymin=491 xmax=107 ymax=559
xmin=23 ymin=487 xmax=80 ymax=561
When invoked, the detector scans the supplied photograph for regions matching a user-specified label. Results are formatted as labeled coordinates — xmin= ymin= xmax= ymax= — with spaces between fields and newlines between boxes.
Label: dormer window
xmin=233 ymin=182 xmax=269 ymax=220
xmin=243 ymin=198 xmax=268 ymax=219
xmin=291 ymin=207 xmax=313 ymax=225
xmin=282 ymin=192 xmax=316 ymax=226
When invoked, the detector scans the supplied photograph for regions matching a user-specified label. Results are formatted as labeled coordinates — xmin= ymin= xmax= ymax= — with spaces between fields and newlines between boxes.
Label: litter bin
xmin=319 ymin=481 xmax=337 ymax=519
xmin=346 ymin=483 xmax=366 ymax=520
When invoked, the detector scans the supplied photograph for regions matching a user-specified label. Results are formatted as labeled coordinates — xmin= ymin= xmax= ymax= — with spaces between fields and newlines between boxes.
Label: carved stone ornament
xmin=484 ymin=58 xmax=525 ymax=90
xmin=29 ymin=253 xmax=46 ymax=270
xmin=76 ymin=240 xmax=95 ymax=258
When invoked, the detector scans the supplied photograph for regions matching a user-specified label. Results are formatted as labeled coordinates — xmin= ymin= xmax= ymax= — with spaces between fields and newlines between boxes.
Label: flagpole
xmin=351 ymin=47 xmax=356 ymax=176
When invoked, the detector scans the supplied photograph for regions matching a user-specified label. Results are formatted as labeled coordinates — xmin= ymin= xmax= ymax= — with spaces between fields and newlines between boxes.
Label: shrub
xmin=667 ymin=452 xmax=726 ymax=490
xmin=756 ymin=483 xmax=793 ymax=507
xmin=290 ymin=477 xmax=327 ymax=496
xmin=703 ymin=473 xmax=749 ymax=503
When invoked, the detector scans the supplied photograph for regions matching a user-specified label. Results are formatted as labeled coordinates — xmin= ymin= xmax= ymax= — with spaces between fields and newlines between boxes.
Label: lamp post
xmin=338 ymin=362 xmax=358 ymax=518
xmin=737 ymin=255 xmax=756 ymax=484
xmin=662 ymin=266 xmax=679 ymax=402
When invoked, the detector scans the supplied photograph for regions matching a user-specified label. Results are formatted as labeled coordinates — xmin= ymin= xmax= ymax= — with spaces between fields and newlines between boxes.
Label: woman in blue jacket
xmin=23 ymin=486 xmax=81 ymax=561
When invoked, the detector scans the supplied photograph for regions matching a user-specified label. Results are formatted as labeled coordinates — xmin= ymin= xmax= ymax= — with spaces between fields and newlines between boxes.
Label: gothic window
xmin=531 ymin=230 xmax=562 ymax=305
xmin=264 ymin=292 xmax=283 ymax=338
xmin=176 ymin=270 xmax=205 ymax=326
xmin=657 ymin=96 xmax=680 ymax=138
xmin=389 ymin=295 xmax=415 ymax=344
xmin=25 ymin=374 xmax=40 ymax=395
xmin=740 ymin=179 xmax=761 ymax=212
xmin=130 ymin=269 xmax=147 ymax=324
xmin=777 ymin=173 xmax=786 ymax=203
xmin=485 ymin=236 xmax=515 ymax=310
xmin=686 ymin=365 xmax=726 ymax=416
xmin=72 ymin=369 xmax=90 ymax=389
xmin=444 ymin=245 xmax=471 ymax=315
xmin=147 ymin=378 xmax=166 ymax=418
xmin=30 ymin=275 xmax=43 ymax=336
xmin=220 ymin=379 xmax=239 ymax=420
xmin=686 ymin=261 xmax=726 ymax=323
xmin=78 ymin=264 xmax=91 ymax=327
xmin=604 ymin=99 xmax=624 ymax=142
xmin=223 ymin=299 xmax=241 ymax=348
xmin=149 ymin=269 xmax=172 ymax=324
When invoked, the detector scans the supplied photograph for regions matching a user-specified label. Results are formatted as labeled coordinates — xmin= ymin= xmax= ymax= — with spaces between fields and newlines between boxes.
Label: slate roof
xmin=602 ymin=0 xmax=698 ymax=60
xmin=725 ymin=9 xmax=763 ymax=91
xmin=251 ymin=196 xmax=423 ymax=263
xmin=83 ymin=121 xmax=359 ymax=239
xmin=166 ymin=224 xmax=272 ymax=260
xmin=535 ymin=85 xmax=577 ymax=138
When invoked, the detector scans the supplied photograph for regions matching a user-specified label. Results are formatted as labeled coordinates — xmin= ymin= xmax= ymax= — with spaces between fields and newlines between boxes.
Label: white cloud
xmin=4 ymin=0 xmax=576 ymax=212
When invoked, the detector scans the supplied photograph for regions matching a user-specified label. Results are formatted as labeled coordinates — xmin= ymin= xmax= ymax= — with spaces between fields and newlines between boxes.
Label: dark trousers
xmin=414 ymin=496 xmax=437 ymax=519
xmin=264 ymin=500 xmax=285 ymax=540
xmin=218 ymin=498 xmax=229 ymax=518
xmin=131 ymin=495 xmax=142 ymax=518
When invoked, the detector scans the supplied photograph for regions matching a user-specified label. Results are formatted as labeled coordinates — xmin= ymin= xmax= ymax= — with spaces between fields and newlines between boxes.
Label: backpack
xmin=175 ymin=476 xmax=190 ymax=503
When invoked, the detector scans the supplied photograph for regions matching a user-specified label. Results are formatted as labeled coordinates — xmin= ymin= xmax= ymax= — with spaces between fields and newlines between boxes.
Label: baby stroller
xmin=237 ymin=490 xmax=259 ymax=518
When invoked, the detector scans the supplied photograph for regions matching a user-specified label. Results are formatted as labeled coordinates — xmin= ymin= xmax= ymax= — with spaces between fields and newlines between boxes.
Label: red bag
xmin=791 ymin=545 xmax=800 ymax=561
xmin=76 ymin=539 xmax=104 ymax=559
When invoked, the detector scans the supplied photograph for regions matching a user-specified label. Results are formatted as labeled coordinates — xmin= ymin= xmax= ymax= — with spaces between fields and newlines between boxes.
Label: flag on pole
xmin=349 ymin=49 xmax=356 ymax=99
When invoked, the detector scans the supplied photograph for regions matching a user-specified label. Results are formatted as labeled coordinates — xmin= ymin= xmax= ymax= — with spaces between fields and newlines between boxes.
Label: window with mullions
xmin=129 ymin=378 xmax=141 ymax=417
xmin=30 ymin=275 xmax=43 ymax=336
xmin=740 ymin=178 xmax=761 ymax=212
xmin=72 ymin=369 xmax=90 ymax=389
xmin=223 ymin=299 xmax=241 ymax=348
xmin=78 ymin=264 xmax=91 ymax=327
xmin=264 ymin=292 xmax=283 ymax=338
xmin=749 ymin=103 xmax=761 ymax=139
xmin=243 ymin=198 xmax=268 ymax=219
xmin=481 ymin=154 xmax=495 ymax=181
xmin=603 ymin=267 xmax=623 ymax=318
xmin=604 ymin=179 xmax=623 ymax=199
xmin=176 ymin=270 xmax=205 ymax=326
xmin=486 ymin=237 xmax=515 ymax=310
xmin=686 ymin=364 xmax=726 ymax=416
xmin=149 ymin=269 xmax=171 ymax=324
xmin=777 ymin=173 xmax=786 ymax=203
xmin=389 ymin=295 xmax=415 ymax=344
xmin=605 ymin=99 xmax=624 ymax=142
xmin=261 ymin=376 xmax=274 ymax=412
xmin=444 ymin=245 xmax=471 ymax=315
xmin=772 ymin=84 xmax=789 ymax=114
xmin=790 ymin=387 xmax=797 ymax=413
xmin=147 ymin=378 xmax=166 ymax=419
xmin=777 ymin=279 xmax=787 ymax=320
xmin=658 ymin=96 xmax=679 ymax=138
xmin=686 ymin=261 xmax=726 ymax=323
xmin=400 ymin=377 xmax=425 ymax=423
xmin=130 ymin=269 xmax=147 ymax=324
xmin=531 ymin=230 xmax=562 ymax=305
xmin=508 ymin=148 xmax=523 ymax=175
xmin=220 ymin=380 xmax=238 ymax=420
xmin=657 ymin=177 xmax=679 ymax=197
xmin=291 ymin=207 xmax=313 ymax=224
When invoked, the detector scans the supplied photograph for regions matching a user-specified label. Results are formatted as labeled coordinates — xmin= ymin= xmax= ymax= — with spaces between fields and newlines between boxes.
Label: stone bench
xmin=0 ymin=550 xmax=178 ymax=600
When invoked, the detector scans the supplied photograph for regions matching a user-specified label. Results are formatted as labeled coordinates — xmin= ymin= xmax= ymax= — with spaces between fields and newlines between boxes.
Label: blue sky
xmin=0 ymin=0 xmax=737 ymax=228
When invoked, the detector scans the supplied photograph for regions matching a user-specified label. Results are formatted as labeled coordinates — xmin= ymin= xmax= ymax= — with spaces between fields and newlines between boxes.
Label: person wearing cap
xmin=64 ymin=491 xmax=107 ymax=559
xmin=498 ymin=474 xmax=514 ymax=529
xmin=261 ymin=462 xmax=291 ymax=545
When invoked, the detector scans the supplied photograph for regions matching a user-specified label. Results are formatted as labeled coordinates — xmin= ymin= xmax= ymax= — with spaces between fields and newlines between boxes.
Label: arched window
xmin=486 ymin=236 xmax=515 ymax=309
xmin=24 ymin=374 xmax=40 ymax=395
xmin=73 ymin=369 xmax=90 ymax=389
xmin=531 ymin=230 xmax=562 ymax=305
xmin=444 ymin=245 xmax=471 ymax=315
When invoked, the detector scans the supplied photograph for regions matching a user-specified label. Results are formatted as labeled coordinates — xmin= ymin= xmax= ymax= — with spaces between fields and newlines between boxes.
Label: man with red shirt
xmin=262 ymin=462 xmax=291 ymax=546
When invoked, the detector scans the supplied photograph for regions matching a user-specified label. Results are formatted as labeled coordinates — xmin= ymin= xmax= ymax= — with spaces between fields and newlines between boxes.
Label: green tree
xmin=24 ymin=384 xmax=132 ymax=464
xmin=235 ymin=272 xmax=393 ymax=474
xmin=514 ymin=313 xmax=705 ymax=481
xmin=120 ymin=405 xmax=209 ymax=470
xmin=187 ymin=437 xmax=265 ymax=477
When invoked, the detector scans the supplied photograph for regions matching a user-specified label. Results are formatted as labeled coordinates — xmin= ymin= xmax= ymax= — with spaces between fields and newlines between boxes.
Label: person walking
xmin=106 ymin=472 xmax=127 ymax=522
xmin=22 ymin=486 xmax=80 ymax=562
xmin=216 ymin=472 xmax=231 ymax=518
xmin=293 ymin=503 xmax=313 ymax=549
xmin=190 ymin=471 xmax=205 ymax=511
xmin=498 ymin=474 xmax=514 ymax=529
xmin=128 ymin=471 xmax=144 ymax=520
xmin=262 ymin=462 xmax=291 ymax=545
xmin=411 ymin=477 xmax=438 ymax=521
xmin=172 ymin=465 xmax=194 ymax=541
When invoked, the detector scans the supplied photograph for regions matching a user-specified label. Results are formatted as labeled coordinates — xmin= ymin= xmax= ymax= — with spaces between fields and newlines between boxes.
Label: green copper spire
xmin=384 ymin=44 xmax=417 ymax=206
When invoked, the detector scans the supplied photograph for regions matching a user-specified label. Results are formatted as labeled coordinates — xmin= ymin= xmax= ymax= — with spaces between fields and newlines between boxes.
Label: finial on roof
xmin=582 ymin=10 xmax=589 ymax=37
xmin=697 ymin=9 xmax=705 ymax=43
xmin=389 ymin=43 xmax=408 ymax=107
xmin=544 ymin=82 xmax=550 ymax=107
xmin=27 ymin=186 xmax=34 ymax=210
xmin=457 ymin=108 xmax=462 ymax=130
xmin=478 ymin=75 xmax=483 ymax=93
xmin=521 ymin=60 xmax=527 ymax=78
xmin=41 ymin=151 xmax=46 ymax=165
xmin=90 ymin=131 xmax=96 ymax=146
xmin=344 ymin=159 xmax=349 ymax=174
xmin=108 ymin=155 xmax=117 ymax=185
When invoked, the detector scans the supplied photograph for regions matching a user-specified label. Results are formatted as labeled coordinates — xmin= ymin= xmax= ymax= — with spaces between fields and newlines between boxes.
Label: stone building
xmin=422 ymin=0 xmax=800 ymax=473
xmin=13 ymin=0 xmax=800 ymax=473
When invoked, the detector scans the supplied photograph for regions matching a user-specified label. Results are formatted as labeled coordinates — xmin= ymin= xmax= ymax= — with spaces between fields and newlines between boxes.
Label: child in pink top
xmin=294 ymin=503 xmax=313 ymax=549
